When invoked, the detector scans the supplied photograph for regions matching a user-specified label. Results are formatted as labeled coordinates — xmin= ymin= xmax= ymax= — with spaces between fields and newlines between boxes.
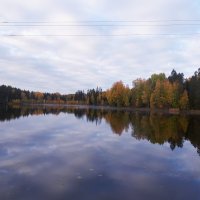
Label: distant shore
xmin=7 ymin=103 xmax=200 ymax=115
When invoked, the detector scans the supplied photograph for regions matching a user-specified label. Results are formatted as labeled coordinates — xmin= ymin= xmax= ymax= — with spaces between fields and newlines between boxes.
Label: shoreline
xmin=7 ymin=103 xmax=200 ymax=115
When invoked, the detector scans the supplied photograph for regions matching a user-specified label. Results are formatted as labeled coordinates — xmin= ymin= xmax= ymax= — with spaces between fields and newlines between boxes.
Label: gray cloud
xmin=0 ymin=113 xmax=200 ymax=199
xmin=0 ymin=0 xmax=200 ymax=93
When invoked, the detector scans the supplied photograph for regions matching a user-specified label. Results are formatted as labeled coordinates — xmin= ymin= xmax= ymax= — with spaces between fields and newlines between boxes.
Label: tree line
xmin=0 ymin=68 xmax=200 ymax=109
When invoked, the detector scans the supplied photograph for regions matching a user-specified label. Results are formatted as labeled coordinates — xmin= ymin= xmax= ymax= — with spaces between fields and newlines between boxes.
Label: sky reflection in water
xmin=0 ymin=107 xmax=200 ymax=200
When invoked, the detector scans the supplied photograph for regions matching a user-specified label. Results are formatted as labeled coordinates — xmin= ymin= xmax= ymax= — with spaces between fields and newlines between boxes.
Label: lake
xmin=0 ymin=106 xmax=200 ymax=200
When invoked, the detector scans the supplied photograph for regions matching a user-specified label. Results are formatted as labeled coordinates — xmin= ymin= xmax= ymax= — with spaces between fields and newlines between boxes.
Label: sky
xmin=0 ymin=0 xmax=200 ymax=94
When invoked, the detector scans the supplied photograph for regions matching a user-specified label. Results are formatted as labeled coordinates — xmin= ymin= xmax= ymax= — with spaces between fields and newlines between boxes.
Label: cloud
xmin=0 ymin=112 xmax=200 ymax=199
xmin=0 ymin=0 xmax=200 ymax=93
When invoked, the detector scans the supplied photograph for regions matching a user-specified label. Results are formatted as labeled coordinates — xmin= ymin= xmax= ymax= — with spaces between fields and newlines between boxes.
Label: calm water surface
xmin=0 ymin=106 xmax=200 ymax=200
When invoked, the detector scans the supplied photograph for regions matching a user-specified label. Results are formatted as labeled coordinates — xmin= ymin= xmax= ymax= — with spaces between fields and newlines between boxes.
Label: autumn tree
xmin=34 ymin=92 xmax=44 ymax=101
xmin=179 ymin=90 xmax=189 ymax=110
xmin=150 ymin=80 xmax=166 ymax=108
xmin=131 ymin=79 xmax=152 ymax=107
xmin=106 ymin=81 xmax=131 ymax=107
xmin=150 ymin=73 xmax=166 ymax=89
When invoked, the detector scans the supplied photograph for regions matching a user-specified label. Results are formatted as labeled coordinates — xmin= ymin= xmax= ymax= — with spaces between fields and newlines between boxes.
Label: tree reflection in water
xmin=0 ymin=105 xmax=200 ymax=155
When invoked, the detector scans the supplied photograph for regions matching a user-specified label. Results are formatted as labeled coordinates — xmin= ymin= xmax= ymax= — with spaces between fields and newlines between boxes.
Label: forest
xmin=0 ymin=68 xmax=200 ymax=110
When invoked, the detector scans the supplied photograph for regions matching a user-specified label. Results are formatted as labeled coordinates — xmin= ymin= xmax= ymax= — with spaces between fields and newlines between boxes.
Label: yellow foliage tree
xmin=179 ymin=90 xmax=189 ymax=110
xmin=106 ymin=81 xmax=130 ymax=107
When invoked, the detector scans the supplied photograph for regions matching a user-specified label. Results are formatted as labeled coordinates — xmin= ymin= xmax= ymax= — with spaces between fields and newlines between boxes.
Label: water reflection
xmin=0 ymin=106 xmax=200 ymax=200
xmin=1 ymin=105 xmax=200 ymax=156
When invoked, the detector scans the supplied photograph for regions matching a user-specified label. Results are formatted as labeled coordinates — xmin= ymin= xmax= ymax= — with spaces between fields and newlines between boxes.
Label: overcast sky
xmin=0 ymin=0 xmax=200 ymax=93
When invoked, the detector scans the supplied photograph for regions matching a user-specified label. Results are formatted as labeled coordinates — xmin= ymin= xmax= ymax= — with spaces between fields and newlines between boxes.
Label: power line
xmin=2 ymin=20 xmax=200 ymax=23
xmin=0 ymin=24 xmax=200 ymax=27
xmin=1 ymin=20 xmax=199 ymax=37
xmin=1 ymin=33 xmax=200 ymax=37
